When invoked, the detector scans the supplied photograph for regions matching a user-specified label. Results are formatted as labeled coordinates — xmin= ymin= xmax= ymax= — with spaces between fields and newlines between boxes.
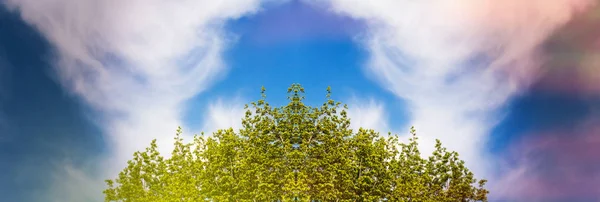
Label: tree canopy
xmin=104 ymin=84 xmax=488 ymax=202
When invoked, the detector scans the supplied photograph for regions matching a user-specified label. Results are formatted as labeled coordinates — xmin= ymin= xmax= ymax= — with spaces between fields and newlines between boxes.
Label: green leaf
xmin=104 ymin=84 xmax=488 ymax=202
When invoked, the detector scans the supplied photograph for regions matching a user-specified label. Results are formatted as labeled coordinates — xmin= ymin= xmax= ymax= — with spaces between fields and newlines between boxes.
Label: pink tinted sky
xmin=536 ymin=5 xmax=600 ymax=96
xmin=484 ymin=3 xmax=600 ymax=201
xmin=495 ymin=117 xmax=600 ymax=201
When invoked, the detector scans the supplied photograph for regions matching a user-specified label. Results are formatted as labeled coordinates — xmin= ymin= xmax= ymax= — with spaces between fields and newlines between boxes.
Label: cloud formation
xmin=345 ymin=97 xmax=390 ymax=135
xmin=2 ymin=0 xmax=264 ymax=201
xmin=537 ymin=4 xmax=600 ymax=96
xmin=200 ymin=97 xmax=248 ymax=135
xmin=495 ymin=117 xmax=600 ymax=201
xmin=494 ymin=6 xmax=600 ymax=200
xmin=321 ymin=0 xmax=597 ymax=188
xmin=3 ymin=0 xmax=598 ymax=201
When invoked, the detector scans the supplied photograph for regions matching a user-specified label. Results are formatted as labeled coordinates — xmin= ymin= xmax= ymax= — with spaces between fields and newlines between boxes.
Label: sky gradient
xmin=1 ymin=0 xmax=599 ymax=201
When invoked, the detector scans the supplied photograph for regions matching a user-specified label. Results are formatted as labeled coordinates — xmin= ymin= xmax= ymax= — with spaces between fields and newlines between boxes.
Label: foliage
xmin=104 ymin=84 xmax=488 ymax=202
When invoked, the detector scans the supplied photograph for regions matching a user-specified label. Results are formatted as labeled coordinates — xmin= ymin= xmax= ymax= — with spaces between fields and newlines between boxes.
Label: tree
xmin=104 ymin=84 xmax=488 ymax=202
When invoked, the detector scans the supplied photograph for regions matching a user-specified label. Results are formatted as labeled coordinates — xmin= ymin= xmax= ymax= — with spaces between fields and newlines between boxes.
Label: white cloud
xmin=42 ymin=163 xmax=104 ymax=202
xmin=345 ymin=96 xmax=390 ymax=135
xmin=321 ymin=0 xmax=596 ymax=181
xmin=2 ymin=0 xmax=265 ymax=201
xmin=200 ymin=97 xmax=248 ymax=136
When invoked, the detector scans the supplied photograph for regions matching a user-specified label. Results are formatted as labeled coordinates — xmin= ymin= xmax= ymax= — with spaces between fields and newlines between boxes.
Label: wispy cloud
xmin=2 ymin=0 xmax=264 ymax=201
xmin=43 ymin=163 xmax=105 ymax=201
xmin=200 ymin=96 xmax=248 ymax=136
xmin=494 ymin=117 xmax=600 ymax=201
xmin=345 ymin=96 xmax=390 ymax=135
xmin=536 ymin=4 xmax=600 ymax=96
xmin=492 ymin=5 xmax=600 ymax=200
xmin=321 ymin=0 xmax=597 ymax=184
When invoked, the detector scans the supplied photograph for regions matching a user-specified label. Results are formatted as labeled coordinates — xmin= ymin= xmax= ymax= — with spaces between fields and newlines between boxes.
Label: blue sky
xmin=0 ymin=9 xmax=103 ymax=201
xmin=1 ymin=0 xmax=599 ymax=201
xmin=184 ymin=1 xmax=408 ymax=133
